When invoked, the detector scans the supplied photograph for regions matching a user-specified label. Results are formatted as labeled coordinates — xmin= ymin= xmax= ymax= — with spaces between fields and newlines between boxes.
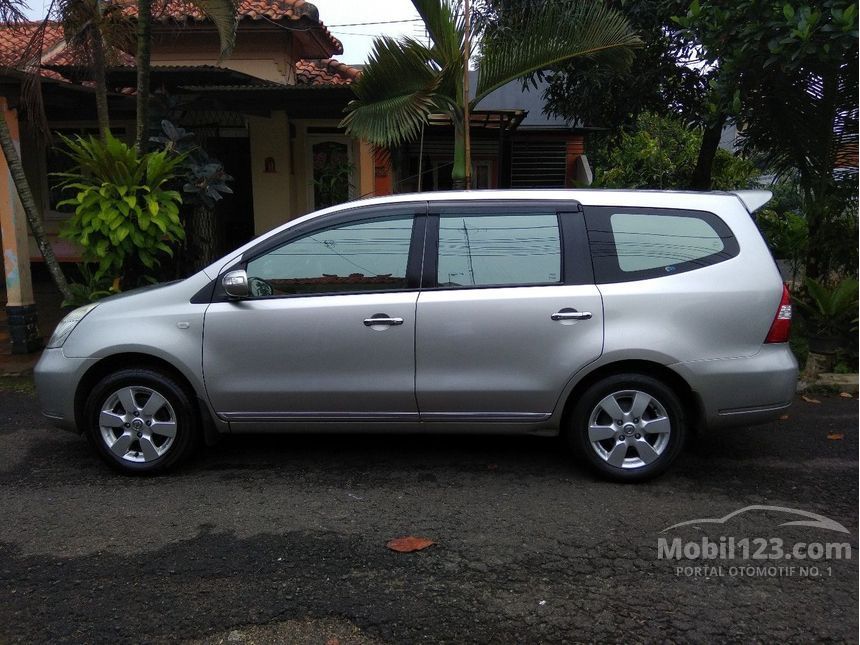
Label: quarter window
xmin=436 ymin=213 xmax=561 ymax=287
xmin=610 ymin=212 xmax=725 ymax=272
xmin=585 ymin=207 xmax=739 ymax=283
xmin=245 ymin=216 xmax=413 ymax=296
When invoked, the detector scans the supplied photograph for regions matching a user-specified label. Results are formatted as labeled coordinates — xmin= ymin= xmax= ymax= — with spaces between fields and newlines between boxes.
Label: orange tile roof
xmin=150 ymin=0 xmax=342 ymax=55
xmin=0 ymin=22 xmax=64 ymax=68
xmin=296 ymin=58 xmax=358 ymax=86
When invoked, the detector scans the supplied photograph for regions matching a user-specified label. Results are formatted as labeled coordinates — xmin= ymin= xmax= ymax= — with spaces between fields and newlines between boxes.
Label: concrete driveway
xmin=0 ymin=381 xmax=857 ymax=643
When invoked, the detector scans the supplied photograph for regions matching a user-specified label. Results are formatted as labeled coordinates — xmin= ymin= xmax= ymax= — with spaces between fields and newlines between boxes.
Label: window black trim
xmin=584 ymin=205 xmax=740 ymax=284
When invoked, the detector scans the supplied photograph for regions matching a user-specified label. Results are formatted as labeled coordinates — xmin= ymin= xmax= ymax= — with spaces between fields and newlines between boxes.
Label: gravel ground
xmin=0 ymin=381 xmax=857 ymax=644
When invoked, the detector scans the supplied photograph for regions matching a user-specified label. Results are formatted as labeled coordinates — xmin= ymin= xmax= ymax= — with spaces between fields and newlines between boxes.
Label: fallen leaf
xmin=386 ymin=536 xmax=435 ymax=553
xmin=801 ymin=395 xmax=821 ymax=404
xmin=487 ymin=463 xmax=498 ymax=471
xmin=827 ymin=433 xmax=845 ymax=440
xmin=839 ymin=392 xmax=853 ymax=398
xmin=779 ymin=414 xmax=790 ymax=421
xmin=325 ymin=640 xmax=340 ymax=645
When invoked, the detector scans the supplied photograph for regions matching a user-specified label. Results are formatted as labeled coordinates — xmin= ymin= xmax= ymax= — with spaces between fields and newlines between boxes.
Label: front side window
xmin=245 ymin=216 xmax=413 ymax=296
xmin=436 ymin=213 xmax=561 ymax=287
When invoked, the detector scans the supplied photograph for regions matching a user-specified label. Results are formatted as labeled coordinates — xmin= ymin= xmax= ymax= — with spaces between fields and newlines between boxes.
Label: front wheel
xmin=568 ymin=374 xmax=686 ymax=482
xmin=84 ymin=368 xmax=199 ymax=474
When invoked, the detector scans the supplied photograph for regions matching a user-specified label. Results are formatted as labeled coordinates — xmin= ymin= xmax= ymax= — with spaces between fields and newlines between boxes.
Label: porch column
xmin=0 ymin=98 xmax=40 ymax=354
xmin=249 ymin=111 xmax=292 ymax=235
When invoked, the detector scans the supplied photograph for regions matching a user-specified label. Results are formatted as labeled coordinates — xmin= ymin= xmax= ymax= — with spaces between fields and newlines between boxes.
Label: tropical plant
xmin=593 ymin=112 xmax=759 ymax=190
xmin=62 ymin=262 xmax=119 ymax=307
xmin=755 ymin=208 xmax=808 ymax=283
xmin=475 ymin=0 xmax=730 ymax=189
xmin=677 ymin=0 xmax=858 ymax=280
xmin=152 ymin=120 xmax=233 ymax=269
xmin=53 ymin=133 xmax=185 ymax=285
xmin=796 ymin=277 xmax=859 ymax=340
xmin=342 ymin=0 xmax=641 ymax=188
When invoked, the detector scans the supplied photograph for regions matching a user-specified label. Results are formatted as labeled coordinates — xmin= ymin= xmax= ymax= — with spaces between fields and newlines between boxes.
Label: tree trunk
xmin=89 ymin=13 xmax=111 ymax=139
xmin=134 ymin=0 xmax=152 ymax=152
xmin=190 ymin=206 xmax=216 ymax=271
xmin=0 ymin=109 xmax=73 ymax=302
xmin=690 ymin=113 xmax=726 ymax=190
xmin=451 ymin=116 xmax=467 ymax=190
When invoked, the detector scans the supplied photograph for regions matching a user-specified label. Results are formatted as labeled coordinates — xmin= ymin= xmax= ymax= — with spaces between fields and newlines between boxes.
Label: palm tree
xmin=60 ymin=0 xmax=133 ymax=138
xmin=135 ymin=0 xmax=239 ymax=151
xmin=341 ymin=0 xmax=641 ymax=188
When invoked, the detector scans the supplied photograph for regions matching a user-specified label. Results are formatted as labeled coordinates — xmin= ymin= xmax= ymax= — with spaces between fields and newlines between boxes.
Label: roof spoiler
xmin=732 ymin=190 xmax=773 ymax=214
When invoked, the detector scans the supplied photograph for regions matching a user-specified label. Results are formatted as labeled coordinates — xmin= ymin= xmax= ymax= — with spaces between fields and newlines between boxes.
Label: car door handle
xmin=551 ymin=309 xmax=593 ymax=321
xmin=363 ymin=315 xmax=404 ymax=326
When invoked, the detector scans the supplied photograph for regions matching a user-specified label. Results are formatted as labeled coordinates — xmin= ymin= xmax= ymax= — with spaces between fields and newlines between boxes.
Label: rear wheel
xmin=569 ymin=374 xmax=686 ymax=482
xmin=85 ymin=368 xmax=198 ymax=474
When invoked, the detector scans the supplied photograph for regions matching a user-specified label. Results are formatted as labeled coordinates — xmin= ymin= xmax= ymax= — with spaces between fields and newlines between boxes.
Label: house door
xmin=307 ymin=136 xmax=355 ymax=211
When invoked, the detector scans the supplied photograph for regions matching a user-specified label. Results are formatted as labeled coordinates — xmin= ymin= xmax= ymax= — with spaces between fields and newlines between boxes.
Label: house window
xmin=309 ymin=138 xmax=354 ymax=210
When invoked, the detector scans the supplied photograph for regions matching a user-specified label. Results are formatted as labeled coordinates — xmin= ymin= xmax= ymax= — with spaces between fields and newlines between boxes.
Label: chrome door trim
xmin=420 ymin=412 xmax=552 ymax=422
xmin=221 ymin=411 xmax=552 ymax=423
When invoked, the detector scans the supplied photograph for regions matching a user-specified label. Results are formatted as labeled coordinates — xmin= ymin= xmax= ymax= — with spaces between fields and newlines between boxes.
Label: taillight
xmin=765 ymin=284 xmax=792 ymax=343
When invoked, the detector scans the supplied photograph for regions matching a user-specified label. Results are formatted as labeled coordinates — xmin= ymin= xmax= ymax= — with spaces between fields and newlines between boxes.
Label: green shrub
xmin=594 ymin=112 xmax=759 ymax=190
xmin=54 ymin=133 xmax=186 ymax=282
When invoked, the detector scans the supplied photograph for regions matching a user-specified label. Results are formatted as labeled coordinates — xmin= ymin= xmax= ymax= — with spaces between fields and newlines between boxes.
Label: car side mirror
xmin=222 ymin=269 xmax=250 ymax=299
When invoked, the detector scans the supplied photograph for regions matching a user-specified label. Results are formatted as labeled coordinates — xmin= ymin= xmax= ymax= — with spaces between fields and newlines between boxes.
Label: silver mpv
xmin=34 ymin=190 xmax=798 ymax=481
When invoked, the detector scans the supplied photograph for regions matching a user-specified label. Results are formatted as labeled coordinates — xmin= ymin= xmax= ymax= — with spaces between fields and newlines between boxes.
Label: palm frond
xmin=474 ymin=0 xmax=641 ymax=105
xmin=0 ymin=0 xmax=26 ymax=23
xmin=411 ymin=0 xmax=463 ymax=69
xmin=187 ymin=0 xmax=239 ymax=57
xmin=341 ymin=36 xmax=441 ymax=147
xmin=736 ymin=55 xmax=858 ymax=183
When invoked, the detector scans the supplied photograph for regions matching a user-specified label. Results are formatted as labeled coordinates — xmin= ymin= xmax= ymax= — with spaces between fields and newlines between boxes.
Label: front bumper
xmin=671 ymin=344 xmax=799 ymax=430
xmin=33 ymin=348 xmax=96 ymax=433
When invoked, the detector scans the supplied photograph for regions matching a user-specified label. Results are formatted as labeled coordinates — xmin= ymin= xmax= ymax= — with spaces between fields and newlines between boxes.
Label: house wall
xmin=248 ymin=111 xmax=292 ymax=235
xmin=151 ymin=29 xmax=297 ymax=85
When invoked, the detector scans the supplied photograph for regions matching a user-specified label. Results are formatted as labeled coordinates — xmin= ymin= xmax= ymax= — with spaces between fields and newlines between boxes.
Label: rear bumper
xmin=33 ymin=348 xmax=95 ymax=433
xmin=671 ymin=344 xmax=798 ymax=430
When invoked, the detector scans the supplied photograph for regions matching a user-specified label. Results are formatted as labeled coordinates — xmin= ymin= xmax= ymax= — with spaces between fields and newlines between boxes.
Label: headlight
xmin=46 ymin=303 xmax=99 ymax=348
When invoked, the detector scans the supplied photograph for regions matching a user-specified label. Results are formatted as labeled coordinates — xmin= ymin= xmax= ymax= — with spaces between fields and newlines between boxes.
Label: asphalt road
xmin=0 ymin=381 xmax=857 ymax=644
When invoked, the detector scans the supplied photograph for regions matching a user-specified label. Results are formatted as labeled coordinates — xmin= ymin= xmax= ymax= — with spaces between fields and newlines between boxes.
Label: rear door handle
xmin=363 ymin=315 xmax=404 ymax=326
xmin=551 ymin=309 xmax=593 ymax=321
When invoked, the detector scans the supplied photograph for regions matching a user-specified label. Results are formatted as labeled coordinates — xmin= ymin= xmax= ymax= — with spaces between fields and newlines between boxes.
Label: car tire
xmin=568 ymin=373 xmax=686 ymax=483
xmin=84 ymin=368 xmax=199 ymax=474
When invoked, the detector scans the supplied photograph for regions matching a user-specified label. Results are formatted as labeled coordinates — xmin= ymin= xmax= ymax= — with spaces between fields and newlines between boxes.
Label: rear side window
xmin=585 ymin=207 xmax=739 ymax=283
xmin=436 ymin=213 xmax=561 ymax=287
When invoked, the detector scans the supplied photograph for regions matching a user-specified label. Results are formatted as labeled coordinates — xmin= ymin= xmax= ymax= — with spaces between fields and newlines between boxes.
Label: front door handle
xmin=551 ymin=308 xmax=593 ymax=321
xmin=363 ymin=314 xmax=404 ymax=327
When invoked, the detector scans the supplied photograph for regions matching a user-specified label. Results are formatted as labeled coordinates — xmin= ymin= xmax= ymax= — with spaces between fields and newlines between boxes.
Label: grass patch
xmin=0 ymin=375 xmax=36 ymax=393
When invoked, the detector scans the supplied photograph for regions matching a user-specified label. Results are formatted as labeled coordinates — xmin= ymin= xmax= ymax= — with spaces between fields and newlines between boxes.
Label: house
xmin=0 ymin=0 xmax=592 ymax=353
xmin=376 ymin=76 xmax=592 ymax=194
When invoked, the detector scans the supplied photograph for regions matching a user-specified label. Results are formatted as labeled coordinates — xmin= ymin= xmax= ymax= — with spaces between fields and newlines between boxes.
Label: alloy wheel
xmin=586 ymin=389 xmax=672 ymax=470
xmin=98 ymin=386 xmax=178 ymax=463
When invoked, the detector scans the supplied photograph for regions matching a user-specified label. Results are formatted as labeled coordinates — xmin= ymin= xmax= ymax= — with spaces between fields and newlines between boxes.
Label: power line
xmin=327 ymin=18 xmax=423 ymax=27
